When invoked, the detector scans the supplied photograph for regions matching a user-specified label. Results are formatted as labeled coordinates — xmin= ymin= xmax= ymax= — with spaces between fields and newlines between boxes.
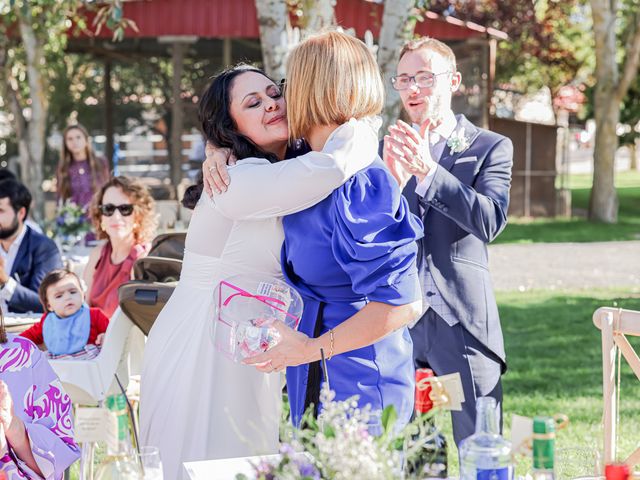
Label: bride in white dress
xmin=140 ymin=65 xmax=379 ymax=479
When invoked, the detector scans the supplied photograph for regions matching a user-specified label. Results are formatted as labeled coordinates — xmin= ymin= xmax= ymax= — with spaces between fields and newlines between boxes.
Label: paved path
xmin=488 ymin=241 xmax=640 ymax=291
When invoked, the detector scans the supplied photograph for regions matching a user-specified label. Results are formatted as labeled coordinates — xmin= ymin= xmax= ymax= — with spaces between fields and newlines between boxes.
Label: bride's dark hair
xmin=182 ymin=64 xmax=280 ymax=209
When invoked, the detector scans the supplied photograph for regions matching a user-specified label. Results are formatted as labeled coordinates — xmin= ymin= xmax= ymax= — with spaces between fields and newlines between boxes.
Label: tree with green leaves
xmin=588 ymin=0 xmax=640 ymax=222
xmin=427 ymin=0 xmax=594 ymax=96
xmin=0 ymin=0 xmax=133 ymax=221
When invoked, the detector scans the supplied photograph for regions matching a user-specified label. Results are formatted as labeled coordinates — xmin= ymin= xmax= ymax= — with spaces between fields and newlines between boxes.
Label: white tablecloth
xmin=184 ymin=454 xmax=313 ymax=480
xmin=4 ymin=313 xmax=41 ymax=333
xmin=62 ymin=244 xmax=92 ymax=278
xmin=183 ymin=454 xmax=278 ymax=480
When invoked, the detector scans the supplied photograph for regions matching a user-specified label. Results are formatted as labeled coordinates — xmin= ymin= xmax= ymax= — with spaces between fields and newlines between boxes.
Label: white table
xmin=5 ymin=313 xmax=40 ymax=333
xmin=184 ymin=454 xmax=277 ymax=480
xmin=61 ymin=243 xmax=94 ymax=277
xmin=184 ymin=453 xmax=312 ymax=480
xmin=183 ymin=455 xmax=465 ymax=480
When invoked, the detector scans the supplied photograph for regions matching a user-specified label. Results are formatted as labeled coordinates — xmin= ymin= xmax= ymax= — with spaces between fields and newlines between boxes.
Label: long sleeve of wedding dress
xmin=212 ymin=118 xmax=380 ymax=220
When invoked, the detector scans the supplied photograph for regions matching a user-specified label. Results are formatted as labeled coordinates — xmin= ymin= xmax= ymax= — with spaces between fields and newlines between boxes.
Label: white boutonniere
xmin=446 ymin=127 xmax=471 ymax=155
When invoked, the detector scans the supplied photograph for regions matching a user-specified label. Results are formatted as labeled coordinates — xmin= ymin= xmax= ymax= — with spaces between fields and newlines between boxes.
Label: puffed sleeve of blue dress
xmin=282 ymin=155 xmax=424 ymax=433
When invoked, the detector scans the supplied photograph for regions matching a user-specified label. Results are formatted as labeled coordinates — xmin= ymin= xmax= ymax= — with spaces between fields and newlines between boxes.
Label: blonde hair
xmin=58 ymin=124 xmax=108 ymax=201
xmin=89 ymin=176 xmax=158 ymax=245
xmin=399 ymin=37 xmax=457 ymax=73
xmin=286 ymin=30 xmax=384 ymax=141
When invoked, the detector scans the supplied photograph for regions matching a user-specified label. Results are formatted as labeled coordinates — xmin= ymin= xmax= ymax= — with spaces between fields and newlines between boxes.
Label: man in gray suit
xmin=383 ymin=37 xmax=513 ymax=446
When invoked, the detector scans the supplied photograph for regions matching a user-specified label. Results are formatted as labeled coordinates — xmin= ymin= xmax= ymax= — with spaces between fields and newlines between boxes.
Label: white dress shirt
xmin=0 ymin=224 xmax=28 ymax=314
xmin=414 ymin=109 xmax=458 ymax=198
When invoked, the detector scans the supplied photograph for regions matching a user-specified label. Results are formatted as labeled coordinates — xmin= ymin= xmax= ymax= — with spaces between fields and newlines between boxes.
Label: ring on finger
xmin=208 ymin=166 xmax=216 ymax=173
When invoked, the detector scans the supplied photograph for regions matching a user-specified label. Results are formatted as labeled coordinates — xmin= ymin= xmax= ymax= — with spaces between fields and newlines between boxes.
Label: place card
xmin=74 ymin=407 xmax=118 ymax=451
xmin=426 ymin=372 xmax=465 ymax=411
xmin=511 ymin=413 xmax=534 ymax=455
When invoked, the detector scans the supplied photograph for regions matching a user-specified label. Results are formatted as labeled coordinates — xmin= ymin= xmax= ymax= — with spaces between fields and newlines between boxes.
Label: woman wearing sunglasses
xmin=84 ymin=176 xmax=158 ymax=317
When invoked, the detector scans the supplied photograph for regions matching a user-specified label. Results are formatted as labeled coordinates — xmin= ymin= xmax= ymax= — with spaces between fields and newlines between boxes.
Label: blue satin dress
xmin=282 ymin=159 xmax=424 ymax=432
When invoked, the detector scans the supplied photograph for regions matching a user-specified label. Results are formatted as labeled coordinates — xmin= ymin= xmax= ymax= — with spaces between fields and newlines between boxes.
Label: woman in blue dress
xmin=245 ymin=31 xmax=424 ymax=432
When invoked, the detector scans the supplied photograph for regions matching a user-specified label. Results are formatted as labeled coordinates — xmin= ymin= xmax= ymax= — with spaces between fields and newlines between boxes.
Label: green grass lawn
xmin=495 ymin=171 xmax=640 ymax=244
xmin=69 ymin=288 xmax=640 ymax=478
xmin=439 ymin=288 xmax=640 ymax=477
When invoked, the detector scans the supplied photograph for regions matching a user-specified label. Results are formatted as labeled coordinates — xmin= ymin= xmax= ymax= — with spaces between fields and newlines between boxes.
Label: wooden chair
xmin=593 ymin=307 xmax=640 ymax=469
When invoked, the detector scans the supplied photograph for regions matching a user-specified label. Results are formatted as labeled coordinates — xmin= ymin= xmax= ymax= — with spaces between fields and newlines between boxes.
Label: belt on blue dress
xmin=302 ymin=301 xmax=325 ymax=422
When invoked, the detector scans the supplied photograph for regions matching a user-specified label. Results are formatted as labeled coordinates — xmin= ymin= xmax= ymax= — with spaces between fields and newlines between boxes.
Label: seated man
xmin=0 ymin=170 xmax=42 ymax=233
xmin=0 ymin=179 xmax=62 ymax=313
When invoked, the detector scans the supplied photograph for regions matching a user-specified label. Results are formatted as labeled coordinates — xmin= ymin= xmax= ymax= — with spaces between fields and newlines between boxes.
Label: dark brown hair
xmin=183 ymin=64 xmax=280 ymax=209
xmin=38 ymin=269 xmax=82 ymax=311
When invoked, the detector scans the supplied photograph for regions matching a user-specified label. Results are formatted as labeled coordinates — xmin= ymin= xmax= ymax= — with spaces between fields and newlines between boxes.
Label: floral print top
xmin=0 ymin=335 xmax=79 ymax=478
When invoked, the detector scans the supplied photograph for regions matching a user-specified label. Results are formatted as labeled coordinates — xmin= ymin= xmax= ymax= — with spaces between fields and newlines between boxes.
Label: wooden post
xmin=223 ymin=37 xmax=232 ymax=68
xmin=524 ymin=122 xmax=532 ymax=217
xmin=170 ymin=41 xmax=186 ymax=199
xmin=485 ymin=37 xmax=496 ymax=129
xmin=104 ymin=59 xmax=114 ymax=170
xmin=601 ymin=311 xmax=616 ymax=466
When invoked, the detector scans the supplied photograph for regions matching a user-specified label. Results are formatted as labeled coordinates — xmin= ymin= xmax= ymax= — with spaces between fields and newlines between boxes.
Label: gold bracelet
xmin=327 ymin=329 xmax=335 ymax=361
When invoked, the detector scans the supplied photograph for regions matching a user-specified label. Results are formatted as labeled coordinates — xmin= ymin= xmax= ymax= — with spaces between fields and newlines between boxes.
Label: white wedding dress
xmin=140 ymin=119 xmax=379 ymax=479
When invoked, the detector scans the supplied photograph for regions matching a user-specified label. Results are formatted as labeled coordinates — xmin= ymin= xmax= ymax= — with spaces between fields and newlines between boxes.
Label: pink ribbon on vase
xmin=216 ymin=280 xmax=300 ymax=329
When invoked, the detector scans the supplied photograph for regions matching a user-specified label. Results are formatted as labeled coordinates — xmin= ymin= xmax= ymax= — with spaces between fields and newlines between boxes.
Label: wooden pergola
xmin=68 ymin=0 xmax=506 ymax=186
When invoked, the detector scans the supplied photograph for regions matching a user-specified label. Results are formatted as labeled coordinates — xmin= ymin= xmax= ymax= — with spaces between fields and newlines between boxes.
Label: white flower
xmin=446 ymin=127 xmax=471 ymax=154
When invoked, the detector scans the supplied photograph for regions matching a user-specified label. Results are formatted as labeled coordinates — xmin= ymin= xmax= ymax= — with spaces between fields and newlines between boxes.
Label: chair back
xmin=593 ymin=306 xmax=640 ymax=470
xmin=118 ymin=281 xmax=177 ymax=336
xmin=133 ymin=257 xmax=182 ymax=283
xmin=119 ymin=231 xmax=185 ymax=335
xmin=148 ymin=232 xmax=186 ymax=260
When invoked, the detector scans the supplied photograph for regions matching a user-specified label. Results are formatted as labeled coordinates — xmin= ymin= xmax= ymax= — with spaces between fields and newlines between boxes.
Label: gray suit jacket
xmin=395 ymin=115 xmax=513 ymax=370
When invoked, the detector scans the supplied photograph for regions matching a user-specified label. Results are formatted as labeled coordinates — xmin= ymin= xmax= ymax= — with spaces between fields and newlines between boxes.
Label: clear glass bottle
xmin=532 ymin=417 xmax=555 ymax=480
xmin=405 ymin=369 xmax=448 ymax=479
xmin=459 ymin=397 xmax=513 ymax=480
xmin=95 ymin=394 xmax=143 ymax=480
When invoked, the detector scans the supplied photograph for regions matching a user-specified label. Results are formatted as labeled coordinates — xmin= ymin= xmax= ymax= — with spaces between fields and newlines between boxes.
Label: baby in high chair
xmin=20 ymin=269 xmax=109 ymax=357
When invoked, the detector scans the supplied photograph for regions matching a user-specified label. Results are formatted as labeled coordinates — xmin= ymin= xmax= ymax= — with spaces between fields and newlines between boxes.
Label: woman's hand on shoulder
xmin=203 ymin=142 xmax=237 ymax=196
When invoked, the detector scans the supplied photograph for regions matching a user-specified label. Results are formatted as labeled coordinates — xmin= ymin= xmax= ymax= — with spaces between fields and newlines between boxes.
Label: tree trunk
xmin=304 ymin=0 xmax=335 ymax=32
xmin=18 ymin=12 xmax=47 ymax=223
xmin=589 ymin=0 xmax=619 ymax=223
xmin=170 ymin=42 xmax=186 ymax=199
xmin=255 ymin=0 xmax=288 ymax=81
xmin=378 ymin=0 xmax=417 ymax=133
xmin=590 ymin=102 xmax=619 ymax=222
xmin=104 ymin=59 xmax=115 ymax=169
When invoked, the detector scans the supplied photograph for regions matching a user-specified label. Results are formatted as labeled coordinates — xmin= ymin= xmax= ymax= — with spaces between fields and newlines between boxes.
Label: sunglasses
xmin=99 ymin=203 xmax=134 ymax=217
